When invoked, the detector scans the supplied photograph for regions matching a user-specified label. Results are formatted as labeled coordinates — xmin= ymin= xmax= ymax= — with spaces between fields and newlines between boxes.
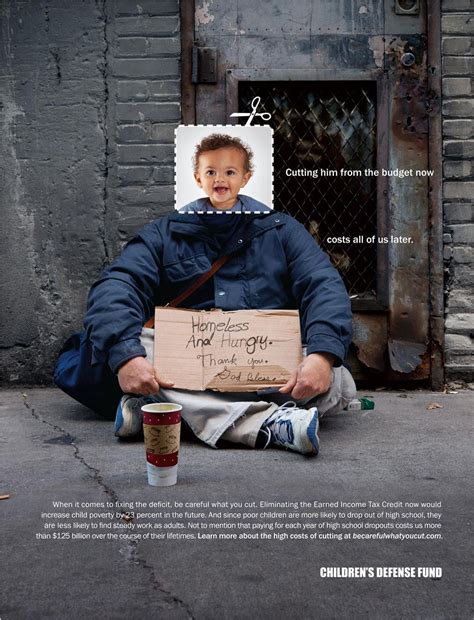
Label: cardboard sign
xmin=153 ymin=308 xmax=303 ymax=392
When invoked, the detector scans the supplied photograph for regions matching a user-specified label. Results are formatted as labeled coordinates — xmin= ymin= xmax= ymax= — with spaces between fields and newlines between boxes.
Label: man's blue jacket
xmin=84 ymin=211 xmax=352 ymax=374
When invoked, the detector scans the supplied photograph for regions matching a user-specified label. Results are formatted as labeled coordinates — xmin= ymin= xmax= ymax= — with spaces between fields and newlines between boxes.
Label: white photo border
xmin=174 ymin=124 xmax=274 ymax=214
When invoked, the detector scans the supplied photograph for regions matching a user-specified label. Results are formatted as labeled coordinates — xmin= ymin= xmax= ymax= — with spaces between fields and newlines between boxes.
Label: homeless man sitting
xmin=55 ymin=134 xmax=356 ymax=456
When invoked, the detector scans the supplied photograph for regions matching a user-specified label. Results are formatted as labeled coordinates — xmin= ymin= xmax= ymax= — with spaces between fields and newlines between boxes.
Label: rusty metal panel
xmin=237 ymin=35 xmax=380 ymax=71
xmin=237 ymin=36 xmax=314 ymax=71
xmin=194 ymin=0 xmax=384 ymax=35
xmin=353 ymin=314 xmax=388 ymax=371
xmin=426 ymin=0 xmax=444 ymax=389
xmin=352 ymin=315 xmax=432 ymax=380
xmin=385 ymin=34 xmax=430 ymax=376
xmin=388 ymin=339 xmax=426 ymax=373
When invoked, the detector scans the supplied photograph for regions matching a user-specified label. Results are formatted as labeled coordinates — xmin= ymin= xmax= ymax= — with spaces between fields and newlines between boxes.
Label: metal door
xmin=182 ymin=0 xmax=442 ymax=384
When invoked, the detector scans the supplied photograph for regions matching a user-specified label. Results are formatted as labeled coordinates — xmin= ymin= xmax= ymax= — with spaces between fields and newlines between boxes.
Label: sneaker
xmin=262 ymin=401 xmax=319 ymax=455
xmin=114 ymin=395 xmax=150 ymax=438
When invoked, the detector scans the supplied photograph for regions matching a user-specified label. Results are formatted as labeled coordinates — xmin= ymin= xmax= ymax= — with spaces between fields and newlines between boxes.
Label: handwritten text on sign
xmin=153 ymin=308 xmax=303 ymax=391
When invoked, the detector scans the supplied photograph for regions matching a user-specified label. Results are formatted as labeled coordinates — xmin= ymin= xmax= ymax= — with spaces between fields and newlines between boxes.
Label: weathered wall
xmin=0 ymin=0 xmax=180 ymax=385
xmin=0 ymin=0 xmax=109 ymax=384
xmin=441 ymin=0 xmax=474 ymax=381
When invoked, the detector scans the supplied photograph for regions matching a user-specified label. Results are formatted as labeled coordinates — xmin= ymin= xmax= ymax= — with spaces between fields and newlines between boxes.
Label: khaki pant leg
xmin=301 ymin=366 xmax=357 ymax=417
xmin=149 ymin=387 xmax=274 ymax=448
xmin=220 ymin=402 xmax=278 ymax=448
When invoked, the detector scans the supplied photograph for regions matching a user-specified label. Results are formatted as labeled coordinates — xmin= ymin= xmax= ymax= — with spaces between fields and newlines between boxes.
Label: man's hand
xmin=117 ymin=356 xmax=174 ymax=395
xmin=279 ymin=353 xmax=335 ymax=400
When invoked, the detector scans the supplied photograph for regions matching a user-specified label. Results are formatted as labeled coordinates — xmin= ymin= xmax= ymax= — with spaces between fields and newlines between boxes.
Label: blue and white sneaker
xmin=262 ymin=401 xmax=319 ymax=455
xmin=114 ymin=395 xmax=150 ymax=439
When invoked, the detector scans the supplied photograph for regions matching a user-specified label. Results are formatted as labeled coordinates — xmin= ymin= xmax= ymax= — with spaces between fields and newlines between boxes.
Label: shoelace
xmin=277 ymin=401 xmax=297 ymax=411
xmin=259 ymin=426 xmax=272 ymax=450
xmin=266 ymin=402 xmax=297 ymax=422
xmin=264 ymin=401 xmax=298 ymax=445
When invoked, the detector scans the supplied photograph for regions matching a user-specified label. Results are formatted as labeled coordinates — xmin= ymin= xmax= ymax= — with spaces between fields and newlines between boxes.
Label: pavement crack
xmin=22 ymin=392 xmax=195 ymax=618
xmin=22 ymin=392 xmax=119 ymax=503
xmin=125 ymin=540 xmax=196 ymax=619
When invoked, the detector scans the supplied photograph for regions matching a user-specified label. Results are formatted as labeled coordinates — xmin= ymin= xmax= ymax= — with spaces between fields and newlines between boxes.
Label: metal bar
xmin=180 ymin=0 xmax=195 ymax=124
xmin=228 ymin=68 xmax=382 ymax=82
xmin=426 ymin=0 xmax=444 ymax=389
xmin=225 ymin=69 xmax=239 ymax=123
xmin=376 ymin=71 xmax=390 ymax=309
xmin=384 ymin=33 xmax=430 ymax=379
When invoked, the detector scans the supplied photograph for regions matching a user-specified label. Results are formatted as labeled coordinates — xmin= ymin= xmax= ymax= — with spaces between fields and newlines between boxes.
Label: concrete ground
xmin=1 ymin=388 xmax=472 ymax=620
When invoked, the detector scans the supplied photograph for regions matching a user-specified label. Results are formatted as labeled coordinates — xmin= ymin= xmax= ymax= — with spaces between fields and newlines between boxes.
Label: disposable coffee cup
xmin=142 ymin=403 xmax=182 ymax=487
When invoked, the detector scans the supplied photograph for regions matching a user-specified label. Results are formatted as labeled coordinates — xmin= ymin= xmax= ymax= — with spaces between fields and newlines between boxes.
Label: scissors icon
xmin=230 ymin=96 xmax=272 ymax=126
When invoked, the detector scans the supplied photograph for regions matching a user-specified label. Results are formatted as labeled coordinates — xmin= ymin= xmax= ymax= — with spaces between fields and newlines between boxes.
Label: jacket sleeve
xmin=83 ymin=224 xmax=163 ymax=373
xmin=282 ymin=217 xmax=352 ymax=365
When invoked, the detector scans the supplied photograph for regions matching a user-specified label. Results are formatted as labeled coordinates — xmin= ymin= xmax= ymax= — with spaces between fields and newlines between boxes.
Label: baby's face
xmin=194 ymin=147 xmax=252 ymax=210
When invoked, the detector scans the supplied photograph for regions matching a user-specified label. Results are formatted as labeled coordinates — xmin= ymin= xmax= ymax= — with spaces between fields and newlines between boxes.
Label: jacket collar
xmin=168 ymin=212 xmax=285 ymax=253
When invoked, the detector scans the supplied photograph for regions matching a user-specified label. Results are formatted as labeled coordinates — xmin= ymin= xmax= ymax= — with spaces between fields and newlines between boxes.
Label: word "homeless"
xmin=185 ymin=315 xmax=269 ymax=355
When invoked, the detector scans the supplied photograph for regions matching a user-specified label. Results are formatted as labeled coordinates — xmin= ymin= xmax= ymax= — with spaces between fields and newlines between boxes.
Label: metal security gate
xmin=239 ymin=81 xmax=378 ymax=297
xmin=182 ymin=0 xmax=442 ymax=384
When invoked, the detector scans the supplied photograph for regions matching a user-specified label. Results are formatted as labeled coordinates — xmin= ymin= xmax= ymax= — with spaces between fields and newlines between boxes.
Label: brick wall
xmin=442 ymin=0 xmax=474 ymax=381
xmin=108 ymin=0 xmax=180 ymax=248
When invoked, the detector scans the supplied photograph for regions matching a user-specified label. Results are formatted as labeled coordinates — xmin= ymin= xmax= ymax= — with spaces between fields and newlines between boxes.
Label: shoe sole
xmin=114 ymin=396 xmax=142 ymax=438
xmin=114 ymin=400 xmax=126 ymax=437
xmin=305 ymin=409 xmax=319 ymax=455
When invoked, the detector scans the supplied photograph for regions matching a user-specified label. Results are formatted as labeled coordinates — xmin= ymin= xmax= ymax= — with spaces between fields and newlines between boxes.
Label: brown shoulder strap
xmin=143 ymin=255 xmax=230 ymax=328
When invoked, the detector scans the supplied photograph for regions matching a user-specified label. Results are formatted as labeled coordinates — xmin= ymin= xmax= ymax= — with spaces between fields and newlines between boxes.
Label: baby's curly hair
xmin=193 ymin=133 xmax=254 ymax=173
